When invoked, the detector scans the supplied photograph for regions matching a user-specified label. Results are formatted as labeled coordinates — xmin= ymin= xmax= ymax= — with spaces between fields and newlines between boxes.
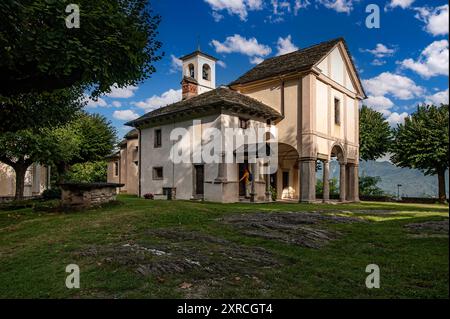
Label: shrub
xmin=269 ymin=186 xmax=277 ymax=201
xmin=42 ymin=188 xmax=62 ymax=200
xmin=64 ymin=161 xmax=108 ymax=183
xmin=144 ymin=193 xmax=154 ymax=200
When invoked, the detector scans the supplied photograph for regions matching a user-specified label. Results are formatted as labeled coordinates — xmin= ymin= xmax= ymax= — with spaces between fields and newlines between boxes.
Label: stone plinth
xmin=59 ymin=183 xmax=124 ymax=209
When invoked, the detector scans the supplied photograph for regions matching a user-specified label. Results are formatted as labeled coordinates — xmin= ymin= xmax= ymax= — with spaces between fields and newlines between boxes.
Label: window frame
xmin=154 ymin=129 xmax=162 ymax=148
xmin=114 ymin=161 xmax=119 ymax=177
xmin=152 ymin=167 xmax=164 ymax=180
xmin=239 ymin=118 xmax=250 ymax=129
xmin=334 ymin=97 xmax=341 ymax=125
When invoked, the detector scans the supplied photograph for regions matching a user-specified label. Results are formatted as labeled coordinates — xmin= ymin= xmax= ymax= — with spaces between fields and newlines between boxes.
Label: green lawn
xmin=0 ymin=195 xmax=448 ymax=299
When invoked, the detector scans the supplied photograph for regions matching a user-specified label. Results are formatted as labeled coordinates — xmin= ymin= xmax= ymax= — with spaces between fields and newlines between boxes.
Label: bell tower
xmin=179 ymin=49 xmax=218 ymax=100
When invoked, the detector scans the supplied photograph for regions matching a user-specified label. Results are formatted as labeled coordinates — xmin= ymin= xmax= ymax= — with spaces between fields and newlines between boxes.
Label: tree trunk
xmin=437 ymin=169 xmax=446 ymax=203
xmin=14 ymin=165 xmax=27 ymax=200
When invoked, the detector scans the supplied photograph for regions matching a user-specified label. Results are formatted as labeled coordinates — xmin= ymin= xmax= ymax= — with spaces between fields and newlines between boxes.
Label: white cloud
xmin=276 ymin=35 xmax=299 ymax=56
xmin=425 ymin=88 xmax=449 ymax=105
xmin=362 ymin=72 xmax=425 ymax=100
xmin=204 ymin=0 xmax=263 ymax=21
xmin=399 ymin=40 xmax=449 ymax=78
xmin=106 ymin=84 xmax=138 ymax=99
xmin=84 ymin=95 xmax=107 ymax=108
xmin=113 ymin=110 xmax=140 ymax=121
xmin=365 ymin=95 xmax=394 ymax=115
xmin=386 ymin=0 xmax=414 ymax=10
xmin=371 ymin=59 xmax=386 ymax=66
xmin=317 ymin=0 xmax=354 ymax=13
xmin=111 ymin=101 xmax=122 ymax=108
xmin=386 ymin=112 xmax=409 ymax=127
xmin=250 ymin=56 xmax=265 ymax=64
xmin=211 ymin=34 xmax=272 ymax=57
xmin=362 ymin=43 xmax=396 ymax=58
xmin=170 ymin=54 xmax=183 ymax=74
xmin=414 ymin=5 xmax=448 ymax=36
xmin=133 ymin=89 xmax=182 ymax=112
xmin=294 ymin=0 xmax=310 ymax=14
xmin=217 ymin=60 xmax=227 ymax=68
xmin=267 ymin=0 xmax=309 ymax=22
xmin=211 ymin=11 xmax=224 ymax=21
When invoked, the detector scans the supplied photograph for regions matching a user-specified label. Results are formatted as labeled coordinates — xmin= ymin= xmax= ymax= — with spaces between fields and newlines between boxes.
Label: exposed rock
xmin=74 ymin=229 xmax=280 ymax=279
xmin=404 ymin=220 xmax=449 ymax=234
xmin=221 ymin=211 xmax=365 ymax=248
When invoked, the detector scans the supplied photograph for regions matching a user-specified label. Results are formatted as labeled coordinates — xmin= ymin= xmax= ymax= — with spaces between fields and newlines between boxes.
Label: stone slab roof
xmin=230 ymin=37 xmax=348 ymax=86
xmin=179 ymin=50 xmax=219 ymax=62
xmin=126 ymin=86 xmax=282 ymax=127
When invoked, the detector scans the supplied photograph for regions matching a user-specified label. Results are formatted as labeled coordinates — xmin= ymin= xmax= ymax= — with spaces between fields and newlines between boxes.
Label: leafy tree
xmin=359 ymin=175 xmax=384 ymax=196
xmin=359 ymin=105 xmax=392 ymax=161
xmin=0 ymin=0 xmax=162 ymax=97
xmin=53 ymin=112 xmax=117 ymax=180
xmin=0 ymin=129 xmax=78 ymax=199
xmin=0 ymin=87 xmax=85 ymax=133
xmin=65 ymin=161 xmax=108 ymax=183
xmin=316 ymin=177 xmax=339 ymax=197
xmin=391 ymin=104 xmax=449 ymax=203
xmin=0 ymin=112 xmax=115 ymax=199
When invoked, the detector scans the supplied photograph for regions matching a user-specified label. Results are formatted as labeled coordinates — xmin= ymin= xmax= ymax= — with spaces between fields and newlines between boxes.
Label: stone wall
xmin=60 ymin=183 xmax=124 ymax=209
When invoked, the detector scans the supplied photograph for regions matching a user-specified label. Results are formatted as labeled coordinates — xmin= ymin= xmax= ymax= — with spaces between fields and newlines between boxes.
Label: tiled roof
xmin=230 ymin=38 xmax=344 ymax=85
xmin=126 ymin=86 xmax=282 ymax=127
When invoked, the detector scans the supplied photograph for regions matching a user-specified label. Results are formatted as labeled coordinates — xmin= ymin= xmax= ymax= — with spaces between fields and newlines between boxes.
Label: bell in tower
xmin=179 ymin=49 xmax=219 ymax=100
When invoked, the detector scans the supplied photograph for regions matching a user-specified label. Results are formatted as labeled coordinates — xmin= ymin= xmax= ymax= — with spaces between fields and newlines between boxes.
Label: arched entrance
xmin=328 ymin=143 xmax=347 ymax=202
xmin=275 ymin=143 xmax=300 ymax=200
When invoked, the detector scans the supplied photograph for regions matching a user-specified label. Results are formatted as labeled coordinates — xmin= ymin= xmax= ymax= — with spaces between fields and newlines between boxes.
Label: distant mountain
xmin=319 ymin=160 xmax=449 ymax=198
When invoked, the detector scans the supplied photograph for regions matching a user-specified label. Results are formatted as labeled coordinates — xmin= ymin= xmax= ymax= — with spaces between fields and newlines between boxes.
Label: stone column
xmin=346 ymin=163 xmax=359 ymax=202
xmin=322 ymin=160 xmax=330 ymax=202
xmin=215 ymin=152 xmax=227 ymax=183
xmin=265 ymin=163 xmax=271 ymax=202
xmin=346 ymin=163 xmax=354 ymax=201
xmin=339 ymin=162 xmax=346 ymax=202
xmin=250 ymin=162 xmax=256 ymax=202
xmin=32 ymin=164 xmax=41 ymax=195
xmin=299 ymin=159 xmax=316 ymax=203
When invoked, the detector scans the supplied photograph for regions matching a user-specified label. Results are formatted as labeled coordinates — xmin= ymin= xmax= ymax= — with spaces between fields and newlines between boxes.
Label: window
xmin=202 ymin=64 xmax=211 ymax=81
xmin=239 ymin=118 xmax=249 ymax=129
xmin=334 ymin=98 xmax=341 ymax=125
xmin=188 ymin=64 xmax=195 ymax=78
xmin=152 ymin=167 xmax=163 ymax=180
xmin=114 ymin=161 xmax=119 ymax=177
xmin=154 ymin=129 xmax=162 ymax=148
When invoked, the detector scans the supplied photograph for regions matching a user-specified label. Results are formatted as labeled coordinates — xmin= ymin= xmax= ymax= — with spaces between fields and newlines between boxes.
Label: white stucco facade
xmin=125 ymin=38 xmax=365 ymax=203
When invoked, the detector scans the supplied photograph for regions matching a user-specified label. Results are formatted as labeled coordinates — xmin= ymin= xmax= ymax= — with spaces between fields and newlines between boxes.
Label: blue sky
xmin=85 ymin=0 xmax=449 ymax=138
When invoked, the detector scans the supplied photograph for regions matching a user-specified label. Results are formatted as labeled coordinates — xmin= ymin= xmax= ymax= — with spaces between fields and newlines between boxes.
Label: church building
xmin=110 ymin=37 xmax=366 ymax=203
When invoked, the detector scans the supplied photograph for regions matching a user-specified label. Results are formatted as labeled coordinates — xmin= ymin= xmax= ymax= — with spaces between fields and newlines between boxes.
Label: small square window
xmin=334 ymin=98 xmax=341 ymax=125
xmin=152 ymin=167 xmax=163 ymax=180
xmin=239 ymin=118 xmax=249 ymax=129
xmin=154 ymin=129 xmax=162 ymax=148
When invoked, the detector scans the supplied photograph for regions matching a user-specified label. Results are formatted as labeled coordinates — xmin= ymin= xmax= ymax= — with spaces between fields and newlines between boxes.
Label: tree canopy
xmin=391 ymin=104 xmax=449 ymax=202
xmin=52 ymin=112 xmax=117 ymax=178
xmin=0 ymin=0 xmax=162 ymax=97
xmin=0 ymin=129 xmax=64 ymax=199
xmin=359 ymin=105 xmax=392 ymax=161
xmin=0 ymin=88 xmax=85 ymax=133
xmin=0 ymin=112 xmax=116 ymax=199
